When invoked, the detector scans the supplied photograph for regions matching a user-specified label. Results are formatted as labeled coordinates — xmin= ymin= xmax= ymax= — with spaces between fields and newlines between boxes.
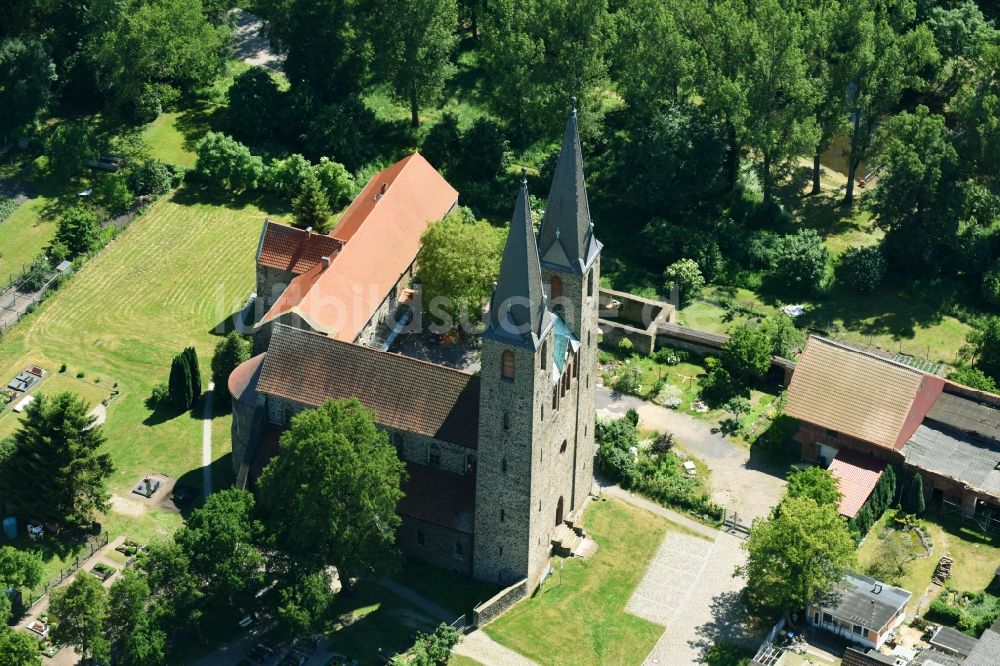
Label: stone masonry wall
xmin=391 ymin=428 xmax=475 ymax=476
xmin=471 ymin=578 xmax=528 ymax=627
xmin=398 ymin=516 xmax=473 ymax=578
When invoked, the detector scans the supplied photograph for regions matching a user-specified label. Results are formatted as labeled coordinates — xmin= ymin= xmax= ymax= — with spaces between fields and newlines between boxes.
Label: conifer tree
xmin=906 ymin=473 xmax=925 ymax=515
xmin=168 ymin=353 xmax=193 ymax=410
xmin=183 ymin=347 xmax=201 ymax=399
xmin=292 ymin=171 xmax=332 ymax=233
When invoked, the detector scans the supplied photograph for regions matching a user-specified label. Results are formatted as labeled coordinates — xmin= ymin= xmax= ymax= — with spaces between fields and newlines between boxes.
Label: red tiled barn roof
xmin=256 ymin=221 xmax=343 ymax=274
xmin=827 ymin=449 xmax=887 ymax=518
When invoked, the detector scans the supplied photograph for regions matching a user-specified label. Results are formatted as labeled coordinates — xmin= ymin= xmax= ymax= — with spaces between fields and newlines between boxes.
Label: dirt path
xmin=202 ymin=382 xmax=214 ymax=498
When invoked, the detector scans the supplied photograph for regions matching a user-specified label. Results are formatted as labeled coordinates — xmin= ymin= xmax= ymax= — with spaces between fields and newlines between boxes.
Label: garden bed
xmin=90 ymin=562 xmax=116 ymax=582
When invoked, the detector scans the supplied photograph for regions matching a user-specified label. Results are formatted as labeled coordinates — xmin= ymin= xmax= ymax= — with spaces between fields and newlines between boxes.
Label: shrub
xmin=421 ymin=112 xmax=461 ymax=172
xmin=595 ymin=416 xmax=639 ymax=452
xmin=615 ymin=366 xmax=642 ymax=395
xmin=839 ymin=246 xmax=887 ymax=293
xmin=458 ymin=118 xmax=510 ymax=183
xmin=313 ymin=157 xmax=355 ymax=208
xmin=982 ymin=259 xmax=1000 ymax=306
xmin=18 ymin=255 xmax=51 ymax=291
xmin=0 ymin=198 xmax=17 ymax=223
xmin=928 ymin=597 xmax=963 ymax=625
xmin=617 ymin=337 xmax=634 ymax=353
xmin=701 ymin=358 xmax=738 ymax=407
xmin=264 ymin=153 xmax=313 ymax=198
xmin=302 ymin=97 xmax=377 ymax=170
xmin=599 ymin=444 xmax=637 ymax=485
xmin=55 ymin=206 xmax=101 ymax=257
xmin=227 ymin=68 xmax=284 ymax=146
xmin=947 ymin=365 xmax=998 ymax=392
xmin=127 ymin=160 xmax=173 ymax=196
xmin=59 ymin=364 xmax=67 ymax=373
xmin=722 ymin=323 xmax=772 ymax=385
xmin=745 ymin=230 xmax=780 ymax=269
xmin=663 ymin=258 xmax=705 ymax=308
xmin=76 ymin=371 xmax=85 ymax=378
xmin=760 ymin=313 xmax=805 ymax=358
xmin=625 ymin=408 xmax=640 ymax=427
xmin=649 ymin=432 xmax=675 ymax=456
xmin=654 ymin=347 xmax=688 ymax=365
xmin=771 ymin=229 xmax=829 ymax=294
xmin=97 ymin=173 xmax=134 ymax=216
xmin=194 ymin=131 xmax=265 ymax=191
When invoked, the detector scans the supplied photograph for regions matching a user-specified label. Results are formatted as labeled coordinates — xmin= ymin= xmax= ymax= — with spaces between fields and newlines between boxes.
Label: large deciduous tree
xmin=372 ymin=0 xmax=459 ymax=127
xmin=0 ymin=628 xmax=41 ymax=665
xmin=0 ymin=547 xmax=43 ymax=623
xmin=174 ymin=489 xmax=265 ymax=610
xmin=960 ymin=316 xmax=1000 ymax=384
xmin=786 ymin=467 xmax=843 ymax=507
xmin=867 ymin=106 xmax=962 ymax=275
xmin=107 ymin=571 xmax=166 ymax=666
xmin=0 ymin=392 xmax=114 ymax=527
xmin=88 ymin=0 xmax=230 ymax=121
xmin=416 ymin=210 xmax=506 ymax=328
xmin=257 ymin=0 xmax=370 ymax=103
xmin=736 ymin=495 xmax=856 ymax=614
xmin=50 ymin=572 xmax=111 ymax=663
xmin=0 ymin=38 xmax=56 ymax=141
xmin=257 ymin=398 xmax=407 ymax=578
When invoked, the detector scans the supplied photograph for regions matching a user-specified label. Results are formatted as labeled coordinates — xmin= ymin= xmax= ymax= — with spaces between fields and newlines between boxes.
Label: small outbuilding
xmin=806 ymin=570 xmax=911 ymax=650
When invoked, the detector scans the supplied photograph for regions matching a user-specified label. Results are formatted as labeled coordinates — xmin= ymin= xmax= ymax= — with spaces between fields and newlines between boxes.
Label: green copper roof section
xmin=485 ymin=171 xmax=554 ymax=350
xmin=539 ymin=104 xmax=602 ymax=275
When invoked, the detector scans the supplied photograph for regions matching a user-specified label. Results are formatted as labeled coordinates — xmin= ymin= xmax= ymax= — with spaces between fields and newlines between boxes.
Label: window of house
xmin=822 ymin=613 xmax=833 ymax=624
xmin=500 ymin=508 xmax=505 ymax=522
xmin=428 ymin=444 xmax=441 ymax=467
xmin=455 ymin=542 xmax=463 ymax=556
xmin=588 ymin=330 xmax=592 ymax=346
xmin=538 ymin=500 xmax=542 ymax=512
xmin=416 ymin=530 xmax=425 ymax=546
xmin=813 ymin=612 xmax=819 ymax=625
xmin=852 ymin=625 xmax=863 ymax=636
xmin=552 ymin=386 xmax=558 ymax=411
xmin=541 ymin=341 xmax=547 ymax=370
xmin=501 ymin=350 xmax=515 ymax=380
xmin=503 ymin=411 xmax=511 ymax=430
xmin=587 ymin=271 xmax=594 ymax=296
xmin=540 ymin=405 xmax=544 ymax=421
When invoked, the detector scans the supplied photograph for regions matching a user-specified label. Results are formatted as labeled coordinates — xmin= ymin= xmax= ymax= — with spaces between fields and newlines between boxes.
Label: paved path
xmin=609 ymin=488 xmax=766 ymax=665
xmin=376 ymin=577 xmax=457 ymax=623
xmin=454 ymin=630 xmax=539 ymax=666
xmin=231 ymin=9 xmax=285 ymax=72
xmin=597 ymin=387 xmax=787 ymax=521
xmin=202 ymin=382 xmax=214 ymax=497
xmin=87 ymin=403 xmax=107 ymax=428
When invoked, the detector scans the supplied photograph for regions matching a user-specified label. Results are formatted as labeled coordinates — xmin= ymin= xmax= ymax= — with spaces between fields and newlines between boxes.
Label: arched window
xmin=503 ymin=411 xmax=511 ymax=430
xmin=587 ymin=270 xmax=594 ymax=296
xmin=540 ymin=341 xmax=547 ymax=370
xmin=500 ymin=508 xmax=505 ymax=522
xmin=559 ymin=439 xmax=568 ymax=460
xmin=501 ymin=350 xmax=515 ymax=380
xmin=551 ymin=275 xmax=563 ymax=301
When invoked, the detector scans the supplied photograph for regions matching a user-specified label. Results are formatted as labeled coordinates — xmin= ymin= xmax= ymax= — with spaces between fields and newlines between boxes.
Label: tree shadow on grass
xmin=173 ymin=101 xmax=226 ymax=157
xmin=141 ymin=401 xmax=190 ymax=427
xmin=169 ymin=181 xmax=292 ymax=218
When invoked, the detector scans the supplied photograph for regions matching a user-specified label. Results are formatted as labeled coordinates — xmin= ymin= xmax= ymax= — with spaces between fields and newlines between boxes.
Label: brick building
xmin=229 ymin=108 xmax=602 ymax=588
xmin=786 ymin=336 xmax=1000 ymax=530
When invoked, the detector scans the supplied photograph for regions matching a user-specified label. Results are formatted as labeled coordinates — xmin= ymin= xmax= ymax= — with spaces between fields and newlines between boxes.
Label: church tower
xmin=537 ymin=104 xmax=603 ymax=525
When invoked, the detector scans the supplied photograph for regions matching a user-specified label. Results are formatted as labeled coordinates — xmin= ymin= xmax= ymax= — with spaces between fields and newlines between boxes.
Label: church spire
xmin=538 ymin=100 xmax=601 ymax=275
xmin=486 ymin=169 xmax=553 ymax=349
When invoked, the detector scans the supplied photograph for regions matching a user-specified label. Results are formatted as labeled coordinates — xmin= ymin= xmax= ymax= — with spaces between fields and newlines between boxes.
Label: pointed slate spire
xmin=486 ymin=169 xmax=553 ymax=349
xmin=539 ymin=99 xmax=601 ymax=275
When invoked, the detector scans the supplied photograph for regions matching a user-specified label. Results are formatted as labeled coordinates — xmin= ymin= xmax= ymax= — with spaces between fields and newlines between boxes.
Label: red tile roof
xmin=398 ymin=463 xmax=475 ymax=534
xmin=256 ymin=221 xmax=343 ymax=274
xmin=256 ymin=325 xmax=479 ymax=448
xmin=228 ymin=353 xmax=266 ymax=406
xmin=786 ymin=337 xmax=925 ymax=449
xmin=828 ymin=449 xmax=887 ymax=518
xmin=259 ymin=153 xmax=457 ymax=341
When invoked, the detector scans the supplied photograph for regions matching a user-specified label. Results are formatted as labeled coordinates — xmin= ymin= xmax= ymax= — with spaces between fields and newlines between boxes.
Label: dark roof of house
xmin=256 ymin=325 xmax=480 ymax=448
xmin=485 ymin=174 xmax=554 ymax=351
xmin=256 ymin=221 xmax=343 ymax=274
xmin=815 ymin=570 xmax=912 ymax=632
xmin=827 ymin=449 xmax=887 ymax=518
xmin=229 ymin=353 xmax=266 ymax=407
xmin=903 ymin=424 xmax=1000 ymax=498
xmin=965 ymin=625 xmax=1000 ymax=666
xmin=538 ymin=107 xmax=601 ymax=276
xmin=910 ymin=648 xmax=965 ymax=666
xmin=930 ymin=625 xmax=980 ymax=657
xmin=397 ymin=463 xmax=475 ymax=534
xmin=842 ymin=647 xmax=896 ymax=666
xmin=786 ymin=337 xmax=925 ymax=449
xmin=926 ymin=391 xmax=1000 ymax=442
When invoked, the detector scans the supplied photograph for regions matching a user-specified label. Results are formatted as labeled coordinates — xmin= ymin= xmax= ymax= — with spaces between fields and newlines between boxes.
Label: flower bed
xmin=91 ymin=562 xmax=116 ymax=581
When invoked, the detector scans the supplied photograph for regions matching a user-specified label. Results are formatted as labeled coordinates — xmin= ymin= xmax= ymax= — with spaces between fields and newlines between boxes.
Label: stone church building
xmin=228 ymin=109 xmax=602 ymax=589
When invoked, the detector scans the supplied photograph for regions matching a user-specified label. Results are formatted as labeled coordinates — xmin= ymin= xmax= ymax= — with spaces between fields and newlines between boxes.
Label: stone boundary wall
xmin=598 ymin=288 xmax=674 ymax=356
xmin=471 ymin=578 xmax=528 ymax=627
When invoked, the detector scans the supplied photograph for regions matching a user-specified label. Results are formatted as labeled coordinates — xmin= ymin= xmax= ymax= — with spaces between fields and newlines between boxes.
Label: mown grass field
xmin=485 ymin=497 xmax=676 ymax=666
xmin=0 ymin=197 xmax=59 ymax=283
xmin=0 ymin=188 xmax=286 ymax=554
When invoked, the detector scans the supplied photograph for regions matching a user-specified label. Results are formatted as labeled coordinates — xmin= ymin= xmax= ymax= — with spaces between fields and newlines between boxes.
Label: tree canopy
xmin=785 ymin=467 xmax=843 ymax=507
xmin=50 ymin=572 xmax=111 ymax=662
xmin=737 ymin=495 xmax=856 ymax=614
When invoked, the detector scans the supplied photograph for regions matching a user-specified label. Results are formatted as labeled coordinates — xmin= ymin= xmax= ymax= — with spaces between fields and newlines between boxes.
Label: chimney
xmin=306 ymin=226 xmax=313 ymax=237
xmin=321 ymin=256 xmax=331 ymax=268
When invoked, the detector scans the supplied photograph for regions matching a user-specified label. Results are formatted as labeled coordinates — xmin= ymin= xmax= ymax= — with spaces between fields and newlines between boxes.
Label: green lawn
xmin=393 ymin=559 xmax=501 ymax=618
xmin=0 ymin=187 xmax=288 ymax=557
xmin=0 ymin=196 xmax=59 ymax=283
xmin=857 ymin=508 xmax=1000 ymax=616
xmin=485 ymin=497 xmax=679 ymax=665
